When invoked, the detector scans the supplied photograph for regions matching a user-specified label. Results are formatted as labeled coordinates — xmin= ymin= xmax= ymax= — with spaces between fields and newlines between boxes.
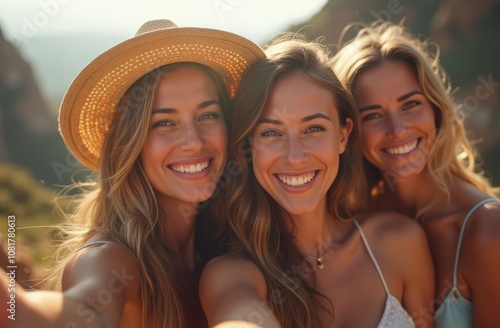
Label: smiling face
xmin=353 ymin=60 xmax=436 ymax=180
xmin=251 ymin=73 xmax=352 ymax=216
xmin=140 ymin=65 xmax=228 ymax=205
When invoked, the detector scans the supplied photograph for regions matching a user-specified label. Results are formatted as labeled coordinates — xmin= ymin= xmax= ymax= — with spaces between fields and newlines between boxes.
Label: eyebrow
xmin=151 ymin=99 xmax=220 ymax=115
xmin=302 ymin=113 xmax=331 ymax=122
xmin=359 ymin=90 xmax=424 ymax=112
xmin=256 ymin=112 xmax=332 ymax=125
xmin=397 ymin=90 xmax=423 ymax=102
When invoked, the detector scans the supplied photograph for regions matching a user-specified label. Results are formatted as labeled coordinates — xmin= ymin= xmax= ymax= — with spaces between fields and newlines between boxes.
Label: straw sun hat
xmin=59 ymin=19 xmax=264 ymax=171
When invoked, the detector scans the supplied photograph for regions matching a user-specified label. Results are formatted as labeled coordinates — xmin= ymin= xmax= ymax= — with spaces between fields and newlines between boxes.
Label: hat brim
xmin=59 ymin=27 xmax=264 ymax=171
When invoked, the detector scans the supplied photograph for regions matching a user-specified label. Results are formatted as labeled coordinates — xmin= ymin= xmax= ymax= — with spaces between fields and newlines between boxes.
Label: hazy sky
xmin=0 ymin=0 xmax=328 ymax=103
xmin=0 ymin=0 xmax=328 ymax=44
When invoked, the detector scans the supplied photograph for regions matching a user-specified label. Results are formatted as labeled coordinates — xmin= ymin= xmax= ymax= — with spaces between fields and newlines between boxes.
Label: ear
xmin=338 ymin=118 xmax=353 ymax=155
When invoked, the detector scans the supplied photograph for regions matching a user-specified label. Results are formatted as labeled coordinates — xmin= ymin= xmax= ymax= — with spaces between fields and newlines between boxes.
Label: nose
xmin=283 ymin=136 xmax=308 ymax=166
xmin=179 ymin=123 xmax=204 ymax=152
xmin=386 ymin=113 xmax=409 ymax=137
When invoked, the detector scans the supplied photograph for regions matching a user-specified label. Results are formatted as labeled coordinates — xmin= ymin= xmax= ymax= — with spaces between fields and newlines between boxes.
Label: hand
xmin=214 ymin=321 xmax=265 ymax=328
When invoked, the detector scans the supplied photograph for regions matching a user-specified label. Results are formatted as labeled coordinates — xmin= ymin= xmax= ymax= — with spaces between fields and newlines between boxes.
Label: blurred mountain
xmin=0 ymin=29 xmax=115 ymax=187
xmin=290 ymin=0 xmax=500 ymax=185
xmin=14 ymin=32 xmax=127 ymax=112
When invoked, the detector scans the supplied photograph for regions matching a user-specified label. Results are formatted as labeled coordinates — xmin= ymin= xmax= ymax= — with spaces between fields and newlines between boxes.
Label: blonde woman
xmin=0 ymin=19 xmax=264 ymax=328
xmin=200 ymin=37 xmax=434 ymax=328
xmin=332 ymin=21 xmax=500 ymax=327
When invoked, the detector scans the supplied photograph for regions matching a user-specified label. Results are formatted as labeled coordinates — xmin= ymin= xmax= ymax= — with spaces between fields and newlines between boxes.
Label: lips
xmin=169 ymin=160 xmax=209 ymax=173
xmin=384 ymin=139 xmax=419 ymax=155
xmin=277 ymin=171 xmax=316 ymax=186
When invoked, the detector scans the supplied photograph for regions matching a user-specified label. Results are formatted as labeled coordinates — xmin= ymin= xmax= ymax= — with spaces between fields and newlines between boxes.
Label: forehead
xmin=159 ymin=65 xmax=215 ymax=87
xmin=154 ymin=66 xmax=218 ymax=100
xmin=262 ymin=72 xmax=337 ymax=118
xmin=353 ymin=60 xmax=421 ymax=103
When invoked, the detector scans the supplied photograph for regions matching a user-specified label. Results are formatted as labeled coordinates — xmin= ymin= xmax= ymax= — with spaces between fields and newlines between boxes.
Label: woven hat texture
xmin=59 ymin=19 xmax=264 ymax=171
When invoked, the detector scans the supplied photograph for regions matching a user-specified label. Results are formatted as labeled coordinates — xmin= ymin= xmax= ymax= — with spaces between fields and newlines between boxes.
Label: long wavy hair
xmin=49 ymin=62 xmax=231 ymax=328
xmin=332 ymin=21 xmax=499 ymax=219
xmin=224 ymin=36 xmax=366 ymax=328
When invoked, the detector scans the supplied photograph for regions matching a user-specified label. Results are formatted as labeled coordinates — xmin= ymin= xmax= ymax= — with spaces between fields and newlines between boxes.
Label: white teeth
xmin=386 ymin=140 xmax=418 ymax=155
xmin=278 ymin=172 xmax=315 ymax=186
xmin=171 ymin=161 xmax=209 ymax=173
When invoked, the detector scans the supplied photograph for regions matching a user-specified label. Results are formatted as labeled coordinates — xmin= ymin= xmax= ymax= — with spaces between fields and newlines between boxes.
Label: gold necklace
xmin=305 ymin=248 xmax=330 ymax=270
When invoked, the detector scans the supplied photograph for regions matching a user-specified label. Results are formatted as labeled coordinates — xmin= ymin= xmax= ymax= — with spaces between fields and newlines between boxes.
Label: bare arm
xmin=464 ymin=203 xmax=500 ymax=326
xmin=1 ymin=242 xmax=139 ymax=327
xmin=199 ymin=256 xmax=281 ymax=328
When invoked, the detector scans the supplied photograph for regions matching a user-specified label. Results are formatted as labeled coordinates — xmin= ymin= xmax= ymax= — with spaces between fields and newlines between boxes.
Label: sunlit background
xmin=0 ymin=0 xmax=499 ymax=287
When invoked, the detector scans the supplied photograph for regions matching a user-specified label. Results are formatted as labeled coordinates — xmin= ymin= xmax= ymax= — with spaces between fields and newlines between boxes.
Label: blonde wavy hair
xmin=49 ymin=62 xmax=231 ymax=328
xmin=332 ymin=21 xmax=499 ymax=219
xmin=223 ymin=36 xmax=366 ymax=327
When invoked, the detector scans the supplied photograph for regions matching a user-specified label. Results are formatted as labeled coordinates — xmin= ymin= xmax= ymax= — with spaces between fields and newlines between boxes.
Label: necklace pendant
xmin=316 ymin=258 xmax=324 ymax=269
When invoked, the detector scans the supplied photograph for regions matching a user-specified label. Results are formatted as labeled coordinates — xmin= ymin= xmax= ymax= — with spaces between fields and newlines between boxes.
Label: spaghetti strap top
xmin=435 ymin=198 xmax=498 ymax=328
xmin=354 ymin=220 xmax=415 ymax=328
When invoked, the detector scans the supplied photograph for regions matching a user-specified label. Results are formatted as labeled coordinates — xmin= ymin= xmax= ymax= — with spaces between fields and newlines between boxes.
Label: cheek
xmin=251 ymin=146 xmax=273 ymax=183
xmin=140 ymin=136 xmax=162 ymax=164
xmin=205 ymin=125 xmax=228 ymax=151
xmin=423 ymin=110 xmax=437 ymax=136
xmin=360 ymin=128 xmax=377 ymax=154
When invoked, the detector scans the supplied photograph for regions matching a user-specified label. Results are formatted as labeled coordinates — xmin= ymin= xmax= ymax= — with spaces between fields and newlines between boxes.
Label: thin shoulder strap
xmin=452 ymin=198 xmax=498 ymax=287
xmin=76 ymin=240 xmax=136 ymax=258
xmin=354 ymin=220 xmax=390 ymax=294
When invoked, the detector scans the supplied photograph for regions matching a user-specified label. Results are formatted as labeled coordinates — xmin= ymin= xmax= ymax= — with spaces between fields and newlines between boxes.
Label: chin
xmin=186 ymin=186 xmax=219 ymax=204
xmin=280 ymin=202 xmax=317 ymax=216
xmin=383 ymin=164 xmax=426 ymax=185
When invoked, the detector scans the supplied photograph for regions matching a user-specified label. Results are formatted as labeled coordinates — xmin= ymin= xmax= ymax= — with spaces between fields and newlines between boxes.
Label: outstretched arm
xmin=1 ymin=242 xmax=139 ymax=327
xmin=200 ymin=256 xmax=281 ymax=328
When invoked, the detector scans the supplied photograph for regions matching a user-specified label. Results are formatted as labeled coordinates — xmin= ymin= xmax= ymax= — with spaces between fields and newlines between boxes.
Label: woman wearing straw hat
xmin=0 ymin=19 xmax=264 ymax=328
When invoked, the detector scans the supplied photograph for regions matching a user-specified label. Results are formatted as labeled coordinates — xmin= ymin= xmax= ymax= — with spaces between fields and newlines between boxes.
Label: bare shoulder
xmin=459 ymin=198 xmax=500 ymax=324
xmin=465 ymin=198 xmax=500 ymax=242
xmin=204 ymin=255 xmax=262 ymax=272
xmin=201 ymin=255 xmax=267 ymax=297
xmin=62 ymin=238 xmax=139 ymax=294
xmin=356 ymin=211 xmax=426 ymax=244
xmin=355 ymin=211 xmax=430 ymax=272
